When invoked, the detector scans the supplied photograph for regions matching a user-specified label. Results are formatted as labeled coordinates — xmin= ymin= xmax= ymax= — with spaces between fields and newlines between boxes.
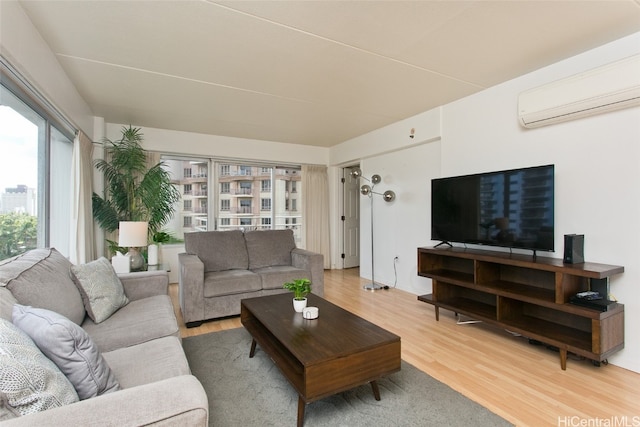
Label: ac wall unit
xmin=518 ymin=54 xmax=640 ymax=128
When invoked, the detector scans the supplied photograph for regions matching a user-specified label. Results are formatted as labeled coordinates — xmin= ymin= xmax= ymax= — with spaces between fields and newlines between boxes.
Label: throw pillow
xmin=0 ymin=392 xmax=19 ymax=421
xmin=12 ymin=305 xmax=121 ymax=400
xmin=0 ymin=318 xmax=78 ymax=416
xmin=70 ymin=257 xmax=129 ymax=323
xmin=0 ymin=248 xmax=86 ymax=325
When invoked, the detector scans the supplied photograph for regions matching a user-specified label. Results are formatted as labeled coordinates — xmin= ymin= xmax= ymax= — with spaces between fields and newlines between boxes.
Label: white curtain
xmin=69 ymin=131 xmax=95 ymax=264
xmin=302 ymin=165 xmax=330 ymax=269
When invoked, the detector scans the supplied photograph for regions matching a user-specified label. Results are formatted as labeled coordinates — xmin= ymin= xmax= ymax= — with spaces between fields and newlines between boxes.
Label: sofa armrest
xmin=118 ymin=270 xmax=169 ymax=301
xmin=1 ymin=375 xmax=208 ymax=426
xmin=178 ymin=253 xmax=205 ymax=325
xmin=291 ymin=248 xmax=324 ymax=297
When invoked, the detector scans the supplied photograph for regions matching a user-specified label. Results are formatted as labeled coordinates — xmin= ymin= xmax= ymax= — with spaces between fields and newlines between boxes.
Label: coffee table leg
xmin=297 ymin=396 xmax=306 ymax=427
xmin=370 ymin=380 xmax=381 ymax=401
xmin=249 ymin=339 xmax=257 ymax=358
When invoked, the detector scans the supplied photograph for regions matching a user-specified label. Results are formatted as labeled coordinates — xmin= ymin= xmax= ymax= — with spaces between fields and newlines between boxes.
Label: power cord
xmin=391 ymin=256 xmax=399 ymax=289
xmin=381 ymin=256 xmax=399 ymax=290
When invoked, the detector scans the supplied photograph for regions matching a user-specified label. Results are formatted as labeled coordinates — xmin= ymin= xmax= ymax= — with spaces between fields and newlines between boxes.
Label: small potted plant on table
xmin=283 ymin=278 xmax=311 ymax=312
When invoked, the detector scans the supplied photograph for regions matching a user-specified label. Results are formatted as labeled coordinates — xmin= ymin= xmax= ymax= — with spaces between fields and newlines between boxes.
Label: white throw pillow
xmin=71 ymin=257 xmax=129 ymax=323
xmin=0 ymin=318 xmax=78 ymax=415
xmin=12 ymin=305 xmax=121 ymax=400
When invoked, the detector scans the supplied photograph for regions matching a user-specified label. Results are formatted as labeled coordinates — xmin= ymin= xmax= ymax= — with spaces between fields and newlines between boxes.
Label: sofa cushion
xmin=202 ymin=270 xmax=262 ymax=298
xmin=252 ymin=265 xmax=312 ymax=291
xmin=102 ymin=336 xmax=190 ymax=389
xmin=185 ymin=230 xmax=248 ymax=272
xmin=12 ymin=305 xmax=120 ymax=400
xmin=0 ymin=318 xmax=79 ymax=416
xmin=71 ymin=257 xmax=129 ymax=324
xmin=245 ymin=229 xmax=295 ymax=270
xmin=81 ymin=295 xmax=179 ymax=353
xmin=0 ymin=248 xmax=85 ymax=325
xmin=0 ymin=287 xmax=16 ymax=322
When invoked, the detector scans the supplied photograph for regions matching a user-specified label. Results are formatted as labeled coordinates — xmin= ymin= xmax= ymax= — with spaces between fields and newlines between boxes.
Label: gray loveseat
xmin=178 ymin=229 xmax=324 ymax=326
xmin=0 ymin=248 xmax=208 ymax=425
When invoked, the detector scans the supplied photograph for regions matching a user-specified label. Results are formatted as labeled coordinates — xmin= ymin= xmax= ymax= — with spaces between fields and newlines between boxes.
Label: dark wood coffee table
xmin=241 ymin=293 xmax=401 ymax=427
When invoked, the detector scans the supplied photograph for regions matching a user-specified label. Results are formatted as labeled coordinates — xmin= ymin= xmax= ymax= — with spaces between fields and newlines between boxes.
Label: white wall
xmin=330 ymin=32 xmax=640 ymax=373
xmin=0 ymin=1 xmax=94 ymax=137
xmin=105 ymin=123 xmax=329 ymax=167
xmin=357 ymin=143 xmax=440 ymax=295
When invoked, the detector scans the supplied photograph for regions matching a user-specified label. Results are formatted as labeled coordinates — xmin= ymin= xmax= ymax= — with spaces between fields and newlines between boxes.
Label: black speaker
xmin=563 ymin=234 xmax=584 ymax=264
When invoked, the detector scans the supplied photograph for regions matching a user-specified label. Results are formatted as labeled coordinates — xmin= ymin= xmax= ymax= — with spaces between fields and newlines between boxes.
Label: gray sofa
xmin=0 ymin=248 xmax=208 ymax=426
xmin=178 ymin=229 xmax=324 ymax=326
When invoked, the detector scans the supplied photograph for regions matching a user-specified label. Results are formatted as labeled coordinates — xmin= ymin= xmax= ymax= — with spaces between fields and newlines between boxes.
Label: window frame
xmin=1 ymin=58 xmax=75 ymax=259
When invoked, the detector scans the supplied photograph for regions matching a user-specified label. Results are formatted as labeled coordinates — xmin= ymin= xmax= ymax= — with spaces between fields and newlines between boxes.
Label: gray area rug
xmin=183 ymin=328 xmax=512 ymax=427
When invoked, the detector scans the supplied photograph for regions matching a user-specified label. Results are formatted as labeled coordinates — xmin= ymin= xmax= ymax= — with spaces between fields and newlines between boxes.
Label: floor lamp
xmin=350 ymin=168 xmax=396 ymax=291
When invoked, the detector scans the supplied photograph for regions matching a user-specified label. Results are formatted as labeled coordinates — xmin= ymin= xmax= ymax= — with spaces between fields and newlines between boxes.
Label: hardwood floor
xmin=169 ymin=268 xmax=640 ymax=426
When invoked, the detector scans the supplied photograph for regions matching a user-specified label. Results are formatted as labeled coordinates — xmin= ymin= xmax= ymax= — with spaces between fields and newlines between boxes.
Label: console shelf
xmin=417 ymin=246 xmax=625 ymax=369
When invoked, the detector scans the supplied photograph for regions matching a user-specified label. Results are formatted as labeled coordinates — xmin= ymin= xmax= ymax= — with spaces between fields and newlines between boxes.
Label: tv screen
xmin=431 ymin=165 xmax=554 ymax=252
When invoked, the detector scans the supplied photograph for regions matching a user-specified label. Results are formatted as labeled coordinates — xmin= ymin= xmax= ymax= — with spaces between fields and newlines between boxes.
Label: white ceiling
xmin=18 ymin=0 xmax=640 ymax=147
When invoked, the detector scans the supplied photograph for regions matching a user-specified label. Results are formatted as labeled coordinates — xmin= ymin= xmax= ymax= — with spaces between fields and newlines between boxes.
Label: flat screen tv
xmin=431 ymin=164 xmax=554 ymax=253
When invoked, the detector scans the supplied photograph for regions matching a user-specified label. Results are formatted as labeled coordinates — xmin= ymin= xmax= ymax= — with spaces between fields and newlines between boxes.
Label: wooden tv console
xmin=417 ymin=246 xmax=625 ymax=370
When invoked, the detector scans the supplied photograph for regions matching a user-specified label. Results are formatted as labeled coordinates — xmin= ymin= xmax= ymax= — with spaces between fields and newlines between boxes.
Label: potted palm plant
xmin=283 ymin=278 xmax=312 ymax=312
xmin=92 ymin=126 xmax=181 ymax=256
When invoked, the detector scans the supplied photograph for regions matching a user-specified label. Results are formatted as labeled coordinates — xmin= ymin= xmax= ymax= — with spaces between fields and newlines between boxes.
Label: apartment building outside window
xmin=159 ymin=159 xmax=303 ymax=244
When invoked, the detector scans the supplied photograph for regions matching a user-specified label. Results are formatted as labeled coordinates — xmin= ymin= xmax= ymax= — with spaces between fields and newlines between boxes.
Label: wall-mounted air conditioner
xmin=518 ymin=54 xmax=640 ymax=128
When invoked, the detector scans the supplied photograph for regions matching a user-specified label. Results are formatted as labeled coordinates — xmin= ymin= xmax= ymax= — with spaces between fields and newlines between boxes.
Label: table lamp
xmin=118 ymin=221 xmax=148 ymax=271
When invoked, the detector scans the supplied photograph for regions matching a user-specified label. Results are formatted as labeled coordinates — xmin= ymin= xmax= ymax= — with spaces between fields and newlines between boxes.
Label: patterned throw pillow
xmin=12 ymin=305 xmax=121 ymax=400
xmin=0 ymin=391 xmax=19 ymax=421
xmin=0 ymin=318 xmax=79 ymax=416
xmin=70 ymin=257 xmax=129 ymax=323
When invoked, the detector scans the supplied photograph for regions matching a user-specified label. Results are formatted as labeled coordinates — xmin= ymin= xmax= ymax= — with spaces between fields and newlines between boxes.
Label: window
xmin=212 ymin=163 xmax=302 ymax=242
xmin=291 ymin=181 xmax=297 ymax=193
xmin=240 ymin=199 xmax=251 ymax=213
xmin=160 ymin=160 xmax=303 ymax=239
xmin=0 ymin=77 xmax=73 ymax=261
xmin=239 ymin=181 xmax=251 ymax=194
xmin=160 ymin=157 xmax=209 ymax=239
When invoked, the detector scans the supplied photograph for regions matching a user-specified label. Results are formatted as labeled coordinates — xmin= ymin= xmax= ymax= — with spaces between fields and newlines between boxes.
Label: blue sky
xmin=0 ymin=105 xmax=38 ymax=192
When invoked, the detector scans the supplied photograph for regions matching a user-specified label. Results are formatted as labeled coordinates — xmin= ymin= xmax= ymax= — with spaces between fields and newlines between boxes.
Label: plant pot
xmin=293 ymin=298 xmax=307 ymax=312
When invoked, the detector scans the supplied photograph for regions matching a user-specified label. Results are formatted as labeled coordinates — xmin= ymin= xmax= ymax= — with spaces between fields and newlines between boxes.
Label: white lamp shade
xmin=118 ymin=221 xmax=148 ymax=247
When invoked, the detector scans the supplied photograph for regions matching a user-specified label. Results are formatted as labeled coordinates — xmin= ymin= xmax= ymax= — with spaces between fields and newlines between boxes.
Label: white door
xmin=343 ymin=167 xmax=360 ymax=268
